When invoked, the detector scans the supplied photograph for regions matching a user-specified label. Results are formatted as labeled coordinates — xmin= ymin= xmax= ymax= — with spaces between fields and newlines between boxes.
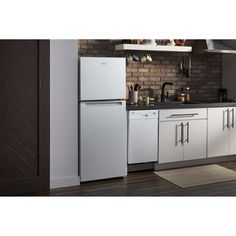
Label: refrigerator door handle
xmin=84 ymin=101 xmax=124 ymax=106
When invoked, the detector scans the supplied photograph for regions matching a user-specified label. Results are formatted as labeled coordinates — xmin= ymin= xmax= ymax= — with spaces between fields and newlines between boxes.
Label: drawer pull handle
xmin=169 ymin=113 xmax=199 ymax=118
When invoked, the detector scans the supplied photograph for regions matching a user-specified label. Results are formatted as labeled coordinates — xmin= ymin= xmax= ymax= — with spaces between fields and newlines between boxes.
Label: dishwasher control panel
xmin=129 ymin=110 xmax=158 ymax=120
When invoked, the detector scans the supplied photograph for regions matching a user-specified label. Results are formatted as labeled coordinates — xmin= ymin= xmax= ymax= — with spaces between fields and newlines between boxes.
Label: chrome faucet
xmin=161 ymin=82 xmax=173 ymax=102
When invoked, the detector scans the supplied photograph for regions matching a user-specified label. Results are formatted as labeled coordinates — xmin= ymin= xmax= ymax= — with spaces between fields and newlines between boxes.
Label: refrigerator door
xmin=79 ymin=57 xmax=126 ymax=101
xmin=80 ymin=100 xmax=127 ymax=182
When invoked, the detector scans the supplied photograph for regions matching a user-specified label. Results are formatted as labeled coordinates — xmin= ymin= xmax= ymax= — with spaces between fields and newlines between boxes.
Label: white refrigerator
xmin=79 ymin=57 xmax=127 ymax=182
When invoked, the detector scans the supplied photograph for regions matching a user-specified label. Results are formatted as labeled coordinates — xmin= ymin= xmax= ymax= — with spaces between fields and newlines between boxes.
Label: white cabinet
xmin=128 ymin=110 xmax=158 ymax=164
xmin=183 ymin=119 xmax=207 ymax=160
xmin=229 ymin=108 xmax=236 ymax=155
xmin=159 ymin=121 xmax=183 ymax=163
xmin=159 ymin=109 xmax=207 ymax=164
xmin=208 ymin=107 xmax=236 ymax=157
xmin=208 ymin=108 xmax=229 ymax=157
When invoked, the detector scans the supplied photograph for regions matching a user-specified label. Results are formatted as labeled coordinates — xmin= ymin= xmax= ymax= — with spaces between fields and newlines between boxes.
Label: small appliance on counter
xmin=218 ymin=88 xmax=228 ymax=102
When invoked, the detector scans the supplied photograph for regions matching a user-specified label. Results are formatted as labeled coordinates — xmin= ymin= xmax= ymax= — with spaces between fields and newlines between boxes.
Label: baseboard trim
xmin=50 ymin=176 xmax=80 ymax=189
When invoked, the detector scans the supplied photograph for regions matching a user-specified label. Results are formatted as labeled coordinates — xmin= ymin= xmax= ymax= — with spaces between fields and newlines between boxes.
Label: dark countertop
xmin=126 ymin=101 xmax=236 ymax=110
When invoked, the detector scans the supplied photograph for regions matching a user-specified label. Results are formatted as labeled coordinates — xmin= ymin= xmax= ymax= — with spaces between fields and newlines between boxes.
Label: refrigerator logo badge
xmin=101 ymin=62 xmax=107 ymax=65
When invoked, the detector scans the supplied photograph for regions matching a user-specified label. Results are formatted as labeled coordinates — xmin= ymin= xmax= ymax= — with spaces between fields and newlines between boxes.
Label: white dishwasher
xmin=128 ymin=110 xmax=158 ymax=164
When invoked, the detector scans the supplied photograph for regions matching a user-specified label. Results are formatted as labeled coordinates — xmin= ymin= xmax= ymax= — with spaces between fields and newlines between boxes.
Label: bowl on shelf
xmin=142 ymin=39 xmax=156 ymax=45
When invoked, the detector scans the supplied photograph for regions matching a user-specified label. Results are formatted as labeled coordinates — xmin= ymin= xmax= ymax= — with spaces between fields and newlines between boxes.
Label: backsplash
xmin=78 ymin=40 xmax=222 ymax=102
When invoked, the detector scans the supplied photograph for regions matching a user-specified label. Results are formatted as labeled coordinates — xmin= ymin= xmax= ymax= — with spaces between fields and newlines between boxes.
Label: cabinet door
xmin=80 ymin=101 xmax=127 ymax=182
xmin=229 ymin=107 xmax=236 ymax=155
xmin=183 ymin=120 xmax=207 ymax=160
xmin=128 ymin=118 xmax=158 ymax=164
xmin=159 ymin=121 xmax=183 ymax=163
xmin=208 ymin=108 xmax=229 ymax=157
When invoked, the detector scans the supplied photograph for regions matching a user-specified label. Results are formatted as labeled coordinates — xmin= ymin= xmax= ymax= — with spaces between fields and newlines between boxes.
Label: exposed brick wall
xmin=78 ymin=40 xmax=222 ymax=102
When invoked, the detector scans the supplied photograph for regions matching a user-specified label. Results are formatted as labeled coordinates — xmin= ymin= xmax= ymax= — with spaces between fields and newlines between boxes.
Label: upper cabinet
xmin=115 ymin=44 xmax=192 ymax=53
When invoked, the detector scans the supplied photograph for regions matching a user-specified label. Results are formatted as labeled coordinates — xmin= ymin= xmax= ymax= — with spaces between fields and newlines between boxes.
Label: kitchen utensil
xmin=130 ymin=84 xmax=134 ymax=91
xmin=134 ymin=83 xmax=139 ymax=91
xmin=181 ymin=55 xmax=190 ymax=77
xmin=126 ymin=82 xmax=134 ymax=99
xmin=180 ymin=60 xmax=183 ymax=70
xmin=184 ymin=56 xmax=187 ymax=77
xmin=188 ymin=56 xmax=191 ymax=77
xmin=183 ymin=56 xmax=186 ymax=75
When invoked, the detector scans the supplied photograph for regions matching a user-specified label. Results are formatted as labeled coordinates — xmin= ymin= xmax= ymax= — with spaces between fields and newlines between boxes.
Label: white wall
xmin=222 ymin=40 xmax=236 ymax=100
xmin=50 ymin=40 xmax=79 ymax=189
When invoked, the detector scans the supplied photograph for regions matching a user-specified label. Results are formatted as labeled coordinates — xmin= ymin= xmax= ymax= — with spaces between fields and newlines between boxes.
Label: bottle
xmin=185 ymin=87 xmax=191 ymax=102
xmin=180 ymin=93 xmax=185 ymax=102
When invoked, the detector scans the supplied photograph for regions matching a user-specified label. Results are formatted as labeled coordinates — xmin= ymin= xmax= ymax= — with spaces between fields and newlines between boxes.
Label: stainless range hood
xmin=197 ymin=40 xmax=236 ymax=54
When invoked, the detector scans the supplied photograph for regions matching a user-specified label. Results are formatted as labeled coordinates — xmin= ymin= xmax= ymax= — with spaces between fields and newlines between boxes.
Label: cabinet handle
xmin=181 ymin=122 xmax=184 ymax=145
xmin=175 ymin=124 xmax=182 ymax=146
xmin=223 ymin=109 xmax=229 ymax=130
xmin=227 ymin=108 xmax=230 ymax=129
xmin=169 ymin=113 xmax=199 ymax=118
xmin=184 ymin=122 xmax=190 ymax=143
xmin=229 ymin=108 xmax=235 ymax=128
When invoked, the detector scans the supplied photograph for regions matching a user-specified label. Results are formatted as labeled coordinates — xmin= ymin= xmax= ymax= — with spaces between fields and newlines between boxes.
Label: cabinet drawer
xmin=129 ymin=110 xmax=158 ymax=120
xmin=159 ymin=108 xmax=207 ymax=121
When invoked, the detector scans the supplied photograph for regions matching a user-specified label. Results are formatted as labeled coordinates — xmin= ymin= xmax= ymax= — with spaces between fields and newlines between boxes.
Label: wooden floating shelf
xmin=115 ymin=44 xmax=192 ymax=52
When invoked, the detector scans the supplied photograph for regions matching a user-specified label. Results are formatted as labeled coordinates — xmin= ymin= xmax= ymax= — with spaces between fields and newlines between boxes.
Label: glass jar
xmin=185 ymin=87 xmax=191 ymax=102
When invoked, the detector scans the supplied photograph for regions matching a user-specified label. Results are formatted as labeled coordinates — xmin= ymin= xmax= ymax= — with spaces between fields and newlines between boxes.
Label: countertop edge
xmin=126 ymin=102 xmax=236 ymax=110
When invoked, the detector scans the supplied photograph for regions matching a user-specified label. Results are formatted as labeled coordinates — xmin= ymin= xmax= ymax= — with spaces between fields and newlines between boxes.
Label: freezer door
xmin=80 ymin=57 xmax=126 ymax=100
xmin=80 ymin=100 xmax=127 ymax=182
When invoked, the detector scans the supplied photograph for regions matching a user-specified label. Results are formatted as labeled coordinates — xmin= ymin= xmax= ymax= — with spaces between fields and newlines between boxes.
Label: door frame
xmin=0 ymin=40 xmax=50 ymax=195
